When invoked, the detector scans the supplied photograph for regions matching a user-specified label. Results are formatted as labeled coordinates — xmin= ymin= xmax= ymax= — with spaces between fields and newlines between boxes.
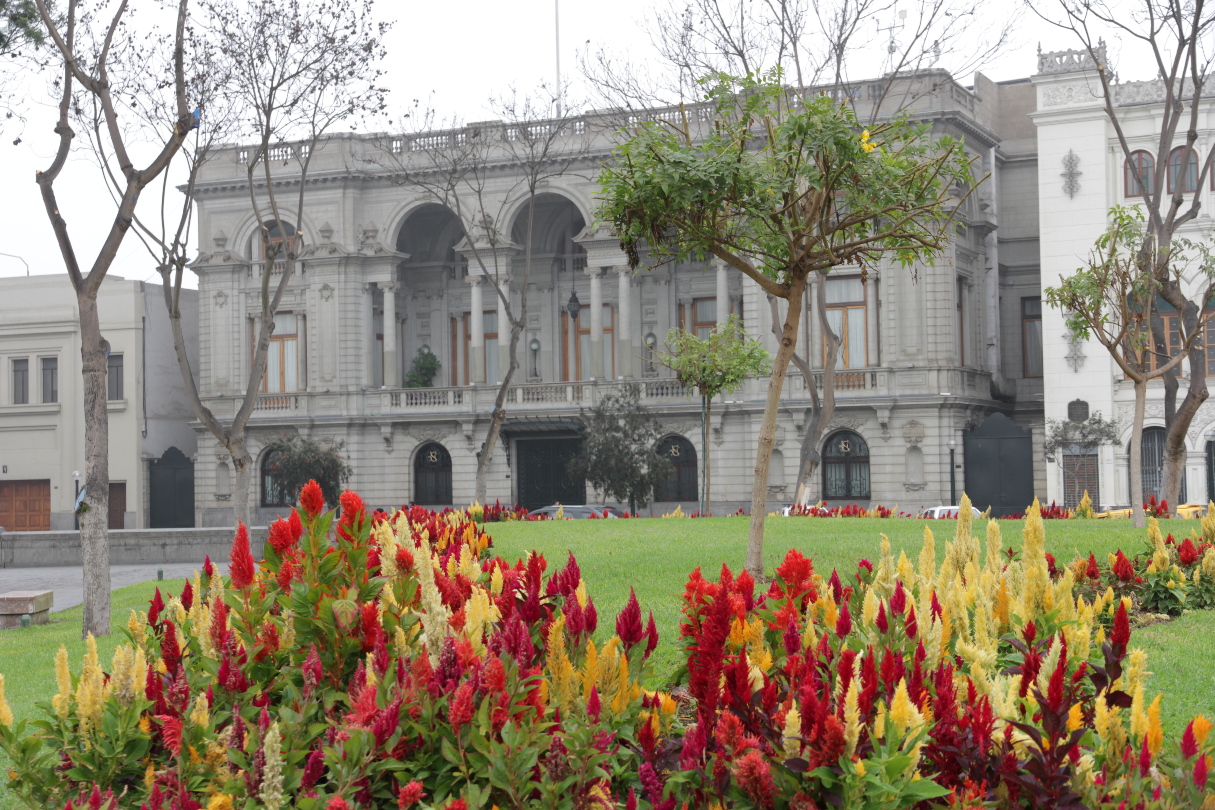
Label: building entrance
xmin=515 ymin=437 xmax=585 ymax=511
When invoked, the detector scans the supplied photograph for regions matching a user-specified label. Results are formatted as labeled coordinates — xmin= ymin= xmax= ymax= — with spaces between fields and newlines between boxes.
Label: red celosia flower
xmin=444 ymin=801 xmax=468 ymax=810
xmin=733 ymin=749 xmax=776 ymax=808
xmin=1183 ymin=720 xmax=1200 ymax=759
xmin=300 ymin=480 xmax=325 ymax=517
xmin=875 ymin=601 xmax=889 ymax=634
xmin=1196 ymin=752 xmax=1209 ymax=789
xmin=337 ymin=489 xmax=366 ymax=541
xmin=229 ymin=522 xmax=255 ymax=590
xmin=160 ymin=620 xmax=181 ymax=676
xmin=588 ymin=685 xmax=602 ymax=723
xmin=835 ymin=602 xmax=852 ymax=638
xmin=148 ymin=587 xmax=165 ymax=627
xmin=1086 ymin=553 xmax=1101 ymax=580
xmin=267 ymin=516 xmax=297 ymax=554
xmin=395 ymin=546 xmax=415 ymax=573
xmin=326 ymin=799 xmax=352 ymax=810
xmin=1180 ymin=537 xmax=1199 ymax=567
xmin=1047 ymin=648 xmax=1067 ymax=711
xmin=1139 ymin=736 xmax=1152 ymax=778
xmin=644 ymin=611 xmax=659 ymax=659
xmin=904 ymin=605 xmax=918 ymax=639
xmin=714 ymin=710 xmax=745 ymax=754
xmin=276 ymin=551 xmax=298 ymax=591
xmin=203 ymin=555 xmax=215 ymax=579
xmin=890 ymin=581 xmax=907 ymax=615
xmin=155 ymin=715 xmax=183 ymax=757
xmin=179 ymin=580 xmax=193 ymax=612
xmin=448 ymin=682 xmax=475 ymax=734
xmin=360 ymin=602 xmax=381 ymax=652
xmin=616 ymin=588 xmax=645 ymax=649
xmin=1111 ymin=601 xmax=1131 ymax=652
xmin=300 ymin=748 xmax=324 ymax=788
xmin=397 ymin=782 xmax=425 ymax=809
xmin=1113 ymin=551 xmax=1135 ymax=582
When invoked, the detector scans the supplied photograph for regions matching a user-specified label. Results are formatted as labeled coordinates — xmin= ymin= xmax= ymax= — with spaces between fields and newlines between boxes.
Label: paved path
xmin=0 ymin=562 xmax=228 ymax=613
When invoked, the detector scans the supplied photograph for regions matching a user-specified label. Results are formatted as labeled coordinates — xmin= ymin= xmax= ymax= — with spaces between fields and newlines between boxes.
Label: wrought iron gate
xmin=516 ymin=438 xmax=585 ymax=511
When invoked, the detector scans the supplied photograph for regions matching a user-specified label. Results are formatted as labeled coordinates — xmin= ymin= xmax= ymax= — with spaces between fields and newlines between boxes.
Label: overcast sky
xmin=0 ymin=1 xmax=1086 ymax=286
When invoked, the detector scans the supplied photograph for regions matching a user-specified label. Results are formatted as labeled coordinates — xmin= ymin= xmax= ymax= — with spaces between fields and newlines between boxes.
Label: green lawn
xmin=0 ymin=515 xmax=1207 ymax=808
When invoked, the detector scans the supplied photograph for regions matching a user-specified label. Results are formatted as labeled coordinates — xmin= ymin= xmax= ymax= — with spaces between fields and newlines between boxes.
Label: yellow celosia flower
xmin=843 ymin=679 xmax=861 ymax=757
xmin=890 ymin=679 xmax=923 ymax=738
xmin=1147 ymin=694 xmax=1164 ymax=755
xmin=1149 ymin=518 xmax=1171 ymax=572
xmin=189 ymin=694 xmax=210 ymax=728
xmin=1191 ymin=715 xmax=1214 ymax=747
xmin=415 ymin=546 xmax=451 ymax=665
xmin=918 ymin=526 xmax=936 ymax=585
xmin=0 ymin=674 xmax=12 ymax=728
xmin=490 ymin=565 xmax=504 ymax=597
xmin=206 ymin=795 xmax=234 ymax=810
xmin=782 ymin=706 xmax=802 ymax=757
xmin=862 ymin=588 xmax=880 ymax=631
xmin=727 ymin=617 xmax=746 ymax=648
xmin=140 ymin=715 xmax=152 ymax=733
xmin=53 ymin=644 xmax=72 ymax=720
xmin=260 ymin=722 xmax=285 ymax=810
xmin=855 ymin=760 xmax=867 ymax=776
xmin=1067 ymin=703 xmax=1084 ymax=732
xmin=874 ymin=702 xmax=887 ymax=740
xmin=1130 ymin=684 xmax=1148 ymax=743
xmin=748 ymin=645 xmax=773 ymax=673
xmin=144 ymin=762 xmax=156 ymax=788
xmin=76 ymin=634 xmax=104 ymax=738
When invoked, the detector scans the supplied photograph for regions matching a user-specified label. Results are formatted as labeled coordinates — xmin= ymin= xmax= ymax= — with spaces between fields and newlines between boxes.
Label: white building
xmin=0 ymin=275 xmax=199 ymax=530
xmin=1034 ymin=46 xmax=1215 ymax=509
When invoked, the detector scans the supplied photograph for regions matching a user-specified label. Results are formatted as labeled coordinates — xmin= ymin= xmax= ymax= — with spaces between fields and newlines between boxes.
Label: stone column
xmin=716 ymin=260 xmax=729 ymax=328
xmin=865 ymin=274 xmax=879 ymax=367
xmin=363 ymin=283 xmax=375 ymax=387
xmin=587 ymin=267 xmax=604 ymax=379
xmin=469 ymin=276 xmax=484 ymax=384
xmin=495 ymin=276 xmax=510 ymax=384
xmin=382 ymin=280 xmax=399 ymax=387
xmin=616 ymin=268 xmax=633 ymax=378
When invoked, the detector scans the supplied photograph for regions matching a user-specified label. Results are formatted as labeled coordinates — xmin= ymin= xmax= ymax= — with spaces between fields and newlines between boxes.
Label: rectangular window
xmin=1022 ymin=297 xmax=1043 ymax=377
xmin=264 ymin=313 xmax=299 ymax=393
xmin=957 ymin=278 xmax=966 ymax=366
xmin=561 ymin=305 xmax=615 ymax=381
xmin=460 ymin=311 xmax=500 ymax=385
xmin=824 ymin=277 xmax=867 ymax=369
xmin=373 ymin=310 xmax=384 ymax=387
xmin=107 ymin=354 xmax=124 ymax=400
xmin=11 ymin=358 xmax=28 ymax=404
xmin=693 ymin=298 xmax=717 ymax=339
xmin=41 ymin=358 xmax=58 ymax=403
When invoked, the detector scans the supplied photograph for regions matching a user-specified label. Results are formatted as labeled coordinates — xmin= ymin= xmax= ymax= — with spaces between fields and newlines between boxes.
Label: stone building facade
xmin=1035 ymin=47 xmax=1215 ymax=509
xmin=189 ymin=69 xmax=1046 ymax=524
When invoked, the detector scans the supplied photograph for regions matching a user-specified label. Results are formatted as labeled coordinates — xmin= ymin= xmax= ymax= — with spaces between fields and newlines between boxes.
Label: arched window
xmin=414 ymin=442 xmax=453 ymax=505
xmin=1125 ymin=151 xmax=1154 ymax=197
xmin=1130 ymin=426 xmax=1186 ymax=502
xmin=250 ymin=220 xmax=297 ymax=260
xmin=654 ymin=436 xmax=697 ymax=502
xmin=1167 ymin=147 xmax=1198 ymax=194
xmin=261 ymin=450 xmax=290 ymax=507
xmin=823 ymin=430 xmax=870 ymax=500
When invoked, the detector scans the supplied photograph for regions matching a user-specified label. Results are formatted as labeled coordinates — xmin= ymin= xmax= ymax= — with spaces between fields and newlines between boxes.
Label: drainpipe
xmin=984 ymin=146 xmax=1006 ymax=397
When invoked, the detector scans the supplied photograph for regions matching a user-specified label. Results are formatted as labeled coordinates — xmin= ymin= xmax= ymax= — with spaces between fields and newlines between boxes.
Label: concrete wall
xmin=0 ymin=526 xmax=267 ymax=568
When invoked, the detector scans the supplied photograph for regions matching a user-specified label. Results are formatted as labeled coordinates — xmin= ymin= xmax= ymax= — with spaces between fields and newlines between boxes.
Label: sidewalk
xmin=0 ymin=562 xmax=227 ymax=613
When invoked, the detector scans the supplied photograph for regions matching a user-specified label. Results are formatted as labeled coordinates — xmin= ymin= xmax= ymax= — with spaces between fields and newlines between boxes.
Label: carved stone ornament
xmin=407 ymin=423 xmax=454 ymax=444
xmin=318 ymin=221 xmax=334 ymax=241
xmin=1036 ymin=45 xmax=1104 ymax=76
xmin=1061 ymin=150 xmax=1082 ymax=199
xmin=827 ymin=413 xmax=867 ymax=434
xmin=212 ymin=230 xmax=228 ymax=249
xmin=903 ymin=420 xmax=926 ymax=447
xmin=904 ymin=481 xmax=928 ymax=492
xmin=1041 ymin=83 xmax=1099 ymax=107
xmin=380 ymin=423 xmax=394 ymax=453
xmin=213 ymin=290 xmax=228 ymax=309
xmin=663 ymin=421 xmax=696 ymax=438
xmin=773 ymin=424 xmax=786 ymax=448
xmin=319 ymin=283 xmax=335 ymax=301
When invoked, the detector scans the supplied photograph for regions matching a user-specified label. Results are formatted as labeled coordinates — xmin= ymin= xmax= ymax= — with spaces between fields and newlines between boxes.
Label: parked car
xmin=527 ymin=504 xmax=621 ymax=519
xmin=919 ymin=505 xmax=982 ymax=519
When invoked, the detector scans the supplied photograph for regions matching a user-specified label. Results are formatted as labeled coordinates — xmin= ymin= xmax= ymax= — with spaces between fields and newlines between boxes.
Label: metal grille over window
xmin=823 ymin=430 xmax=870 ymax=499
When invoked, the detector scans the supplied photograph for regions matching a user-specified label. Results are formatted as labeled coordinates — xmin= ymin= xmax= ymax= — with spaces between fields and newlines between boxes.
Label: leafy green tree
xmin=1045 ymin=206 xmax=1215 ymax=527
xmin=655 ymin=315 xmax=769 ymax=514
xmin=262 ymin=434 xmax=352 ymax=509
xmin=567 ymin=384 xmax=673 ymax=515
xmin=404 ymin=347 xmax=441 ymax=388
xmin=599 ymin=72 xmax=972 ymax=577
xmin=0 ymin=0 xmax=40 ymax=56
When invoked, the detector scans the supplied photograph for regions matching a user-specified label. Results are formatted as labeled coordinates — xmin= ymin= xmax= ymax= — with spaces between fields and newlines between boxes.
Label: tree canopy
xmin=567 ymin=385 xmax=672 ymax=514
xmin=263 ymin=434 xmax=352 ymax=509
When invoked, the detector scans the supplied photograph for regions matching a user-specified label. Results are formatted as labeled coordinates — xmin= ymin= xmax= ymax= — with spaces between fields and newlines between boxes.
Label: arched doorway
xmin=414 ymin=442 xmax=453 ymax=505
xmin=261 ymin=449 xmax=290 ymax=507
xmin=1131 ymin=427 xmax=1184 ymax=502
xmin=150 ymin=446 xmax=194 ymax=528
xmin=822 ymin=430 xmax=870 ymax=500
xmin=655 ymin=436 xmax=697 ymax=502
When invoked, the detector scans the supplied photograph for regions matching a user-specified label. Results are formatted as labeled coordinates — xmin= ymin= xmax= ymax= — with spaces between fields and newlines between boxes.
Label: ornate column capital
xmin=466 ymin=274 xmax=484 ymax=287
xmin=583 ymin=266 xmax=605 ymax=280
xmin=381 ymin=279 xmax=399 ymax=292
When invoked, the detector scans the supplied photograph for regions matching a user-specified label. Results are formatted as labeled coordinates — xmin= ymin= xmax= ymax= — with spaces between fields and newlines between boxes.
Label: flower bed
xmin=1 ymin=487 xmax=1213 ymax=809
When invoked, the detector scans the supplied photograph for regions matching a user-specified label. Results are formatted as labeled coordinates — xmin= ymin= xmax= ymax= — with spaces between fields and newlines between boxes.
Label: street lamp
xmin=529 ymin=337 xmax=541 ymax=378
xmin=566 ymin=290 xmax=582 ymax=320
xmin=947 ymin=439 xmax=957 ymax=505
xmin=644 ymin=332 xmax=657 ymax=372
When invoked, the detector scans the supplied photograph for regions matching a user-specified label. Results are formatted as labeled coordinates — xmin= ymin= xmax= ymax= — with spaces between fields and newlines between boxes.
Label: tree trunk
xmin=1162 ymin=297 xmax=1208 ymax=506
xmin=230 ymin=441 xmax=253 ymax=527
xmin=701 ymin=394 xmax=710 ymax=515
xmin=1130 ymin=378 xmax=1147 ymax=529
xmin=475 ymin=321 xmax=521 ymax=504
xmin=77 ymin=292 xmax=112 ymax=638
xmin=745 ymin=273 xmax=806 ymax=578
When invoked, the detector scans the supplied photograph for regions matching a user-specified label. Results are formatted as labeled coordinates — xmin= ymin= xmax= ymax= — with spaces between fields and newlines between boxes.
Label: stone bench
xmin=0 ymin=590 xmax=53 ymax=629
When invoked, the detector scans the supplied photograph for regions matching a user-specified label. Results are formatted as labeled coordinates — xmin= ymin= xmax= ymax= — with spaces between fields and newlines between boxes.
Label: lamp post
xmin=73 ymin=470 xmax=81 ymax=531
xmin=529 ymin=337 xmax=541 ymax=378
xmin=947 ymin=438 xmax=957 ymax=505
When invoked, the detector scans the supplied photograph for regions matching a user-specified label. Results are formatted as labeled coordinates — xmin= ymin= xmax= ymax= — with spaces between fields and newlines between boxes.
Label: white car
xmin=919 ymin=505 xmax=983 ymax=519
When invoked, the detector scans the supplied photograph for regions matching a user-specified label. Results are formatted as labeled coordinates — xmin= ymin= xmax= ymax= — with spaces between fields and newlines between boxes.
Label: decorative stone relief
xmin=1061 ymin=150 xmax=1082 ymax=199
xmin=407 ymin=423 xmax=454 ymax=444
xmin=380 ymin=423 xmax=394 ymax=453
xmin=902 ymin=420 xmax=925 ymax=447
xmin=319 ymin=283 xmax=335 ymax=301
xmin=773 ymin=424 xmax=786 ymax=448
xmin=827 ymin=413 xmax=867 ymax=433
xmin=1041 ymin=83 xmax=1099 ymax=107
xmin=1036 ymin=45 xmax=1103 ymax=76
xmin=213 ymin=290 xmax=228 ymax=309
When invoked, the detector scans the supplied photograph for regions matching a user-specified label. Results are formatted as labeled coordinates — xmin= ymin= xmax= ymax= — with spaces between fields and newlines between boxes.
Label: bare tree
xmin=31 ymin=0 xmax=194 ymax=637
xmin=1046 ymin=206 xmax=1215 ymax=527
xmin=134 ymin=0 xmax=387 ymax=526
xmin=1032 ymin=0 xmax=1215 ymax=508
xmin=382 ymin=91 xmax=591 ymax=504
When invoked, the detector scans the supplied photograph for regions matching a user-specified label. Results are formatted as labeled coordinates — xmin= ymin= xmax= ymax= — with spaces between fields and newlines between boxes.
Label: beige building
xmin=0 ymin=275 xmax=198 ymax=530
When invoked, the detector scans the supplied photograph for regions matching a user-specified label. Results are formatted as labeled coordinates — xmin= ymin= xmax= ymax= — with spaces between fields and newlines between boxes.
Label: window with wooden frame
xmin=1125 ymin=151 xmax=1155 ymax=197
xmin=260 ymin=221 xmax=297 ymax=261
xmin=1022 ymin=297 xmax=1043 ymax=377
xmin=693 ymin=298 xmax=717 ymax=339
xmin=461 ymin=311 xmax=499 ymax=385
xmin=1168 ymin=146 xmax=1198 ymax=195
xmin=372 ymin=309 xmax=384 ymax=387
xmin=263 ymin=313 xmax=299 ymax=393
xmin=956 ymin=277 xmax=966 ymax=366
xmin=824 ymin=276 xmax=867 ymax=369
xmin=561 ymin=305 xmax=615 ymax=381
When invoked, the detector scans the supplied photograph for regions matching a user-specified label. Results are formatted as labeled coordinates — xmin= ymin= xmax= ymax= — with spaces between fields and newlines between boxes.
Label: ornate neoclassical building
xmin=188 ymin=68 xmax=1047 ymax=525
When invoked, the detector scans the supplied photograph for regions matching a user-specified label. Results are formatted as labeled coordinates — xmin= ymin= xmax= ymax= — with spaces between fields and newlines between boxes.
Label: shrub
xmin=403 ymin=347 xmax=441 ymax=389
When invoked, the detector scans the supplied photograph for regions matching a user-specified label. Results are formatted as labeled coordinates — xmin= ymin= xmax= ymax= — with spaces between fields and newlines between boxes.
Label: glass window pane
xmin=825 ymin=277 xmax=864 ymax=304
xmin=42 ymin=357 xmax=57 ymax=403
xmin=267 ymin=343 xmax=282 ymax=393
xmin=282 ymin=339 xmax=297 ymax=391
xmin=107 ymin=355 xmax=123 ymax=400
xmin=374 ymin=336 xmax=384 ymax=386
xmin=826 ymin=308 xmax=844 ymax=349
xmin=695 ymin=298 xmax=716 ymax=323
xmin=486 ymin=337 xmax=499 ymax=383
xmin=603 ymin=331 xmax=614 ymax=378
xmin=696 ymin=326 xmax=712 ymax=340
xmin=484 ymin=311 xmax=497 ymax=335
xmin=12 ymin=359 xmax=27 ymax=404
xmin=1025 ymin=319 xmax=1043 ymax=376
xmin=273 ymin=313 xmax=296 ymax=335
xmin=579 ymin=333 xmax=590 ymax=380
xmin=847 ymin=308 xmax=866 ymax=368
xmin=1023 ymin=298 xmax=1041 ymax=317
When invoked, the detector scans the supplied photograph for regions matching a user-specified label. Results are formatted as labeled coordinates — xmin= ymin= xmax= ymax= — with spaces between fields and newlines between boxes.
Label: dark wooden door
xmin=0 ymin=479 xmax=50 ymax=531
xmin=516 ymin=438 xmax=585 ymax=511
xmin=963 ymin=413 xmax=1034 ymax=517
xmin=108 ymin=482 xmax=127 ymax=530
xmin=150 ymin=446 xmax=195 ymax=528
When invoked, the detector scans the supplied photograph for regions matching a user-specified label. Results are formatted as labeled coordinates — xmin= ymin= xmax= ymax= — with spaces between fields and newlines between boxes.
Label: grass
xmin=0 ymin=515 xmax=1208 ymax=806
